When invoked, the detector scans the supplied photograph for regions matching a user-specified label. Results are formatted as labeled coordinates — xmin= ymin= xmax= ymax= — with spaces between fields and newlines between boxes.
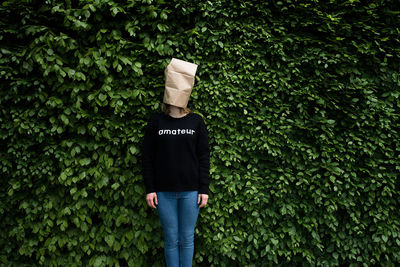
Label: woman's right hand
xmin=146 ymin=192 xmax=158 ymax=209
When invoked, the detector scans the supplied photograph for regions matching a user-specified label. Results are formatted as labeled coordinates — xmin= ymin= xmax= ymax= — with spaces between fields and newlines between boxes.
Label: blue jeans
xmin=156 ymin=191 xmax=200 ymax=267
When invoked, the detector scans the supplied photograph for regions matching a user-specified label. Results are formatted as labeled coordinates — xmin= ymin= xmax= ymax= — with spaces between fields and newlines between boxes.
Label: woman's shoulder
xmin=147 ymin=111 xmax=204 ymax=122
xmin=149 ymin=111 xmax=164 ymax=119
xmin=190 ymin=111 xmax=202 ymax=119
xmin=144 ymin=112 xmax=163 ymax=125
xmin=190 ymin=112 xmax=207 ymax=125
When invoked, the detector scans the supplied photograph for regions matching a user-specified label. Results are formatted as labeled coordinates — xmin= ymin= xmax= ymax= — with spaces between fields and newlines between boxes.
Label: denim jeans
xmin=156 ymin=191 xmax=200 ymax=267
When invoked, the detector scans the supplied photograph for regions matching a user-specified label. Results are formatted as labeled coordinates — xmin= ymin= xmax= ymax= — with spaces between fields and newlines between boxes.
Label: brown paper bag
xmin=163 ymin=58 xmax=198 ymax=108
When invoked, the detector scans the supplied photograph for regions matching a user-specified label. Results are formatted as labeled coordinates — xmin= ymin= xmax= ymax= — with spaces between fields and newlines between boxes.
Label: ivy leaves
xmin=1 ymin=0 xmax=400 ymax=266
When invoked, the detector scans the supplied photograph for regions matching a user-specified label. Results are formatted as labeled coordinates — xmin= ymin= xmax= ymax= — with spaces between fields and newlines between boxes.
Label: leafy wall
xmin=1 ymin=0 xmax=399 ymax=266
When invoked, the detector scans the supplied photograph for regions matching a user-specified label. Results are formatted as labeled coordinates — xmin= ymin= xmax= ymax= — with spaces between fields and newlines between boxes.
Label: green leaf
xmin=98 ymin=93 xmax=107 ymax=101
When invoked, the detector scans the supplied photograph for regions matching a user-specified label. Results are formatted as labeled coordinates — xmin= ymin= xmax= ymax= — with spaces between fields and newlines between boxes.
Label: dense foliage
xmin=1 ymin=0 xmax=399 ymax=266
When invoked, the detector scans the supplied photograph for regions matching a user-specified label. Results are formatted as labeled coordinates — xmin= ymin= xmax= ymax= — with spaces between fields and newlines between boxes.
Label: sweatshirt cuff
xmin=198 ymin=185 xmax=209 ymax=195
xmin=145 ymin=187 xmax=156 ymax=194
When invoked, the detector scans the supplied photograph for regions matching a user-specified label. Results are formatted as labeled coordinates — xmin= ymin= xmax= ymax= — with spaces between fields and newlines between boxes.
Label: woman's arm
xmin=142 ymin=115 xmax=157 ymax=194
xmin=196 ymin=116 xmax=210 ymax=195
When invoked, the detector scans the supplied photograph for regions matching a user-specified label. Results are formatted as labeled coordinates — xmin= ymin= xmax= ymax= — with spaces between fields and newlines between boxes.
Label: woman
xmin=142 ymin=58 xmax=210 ymax=267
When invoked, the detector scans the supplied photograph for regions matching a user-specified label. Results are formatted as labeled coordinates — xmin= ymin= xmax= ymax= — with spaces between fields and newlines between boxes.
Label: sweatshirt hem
xmin=154 ymin=186 xmax=201 ymax=193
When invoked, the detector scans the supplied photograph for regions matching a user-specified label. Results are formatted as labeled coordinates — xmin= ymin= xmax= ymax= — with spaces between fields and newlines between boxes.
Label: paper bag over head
xmin=163 ymin=58 xmax=198 ymax=108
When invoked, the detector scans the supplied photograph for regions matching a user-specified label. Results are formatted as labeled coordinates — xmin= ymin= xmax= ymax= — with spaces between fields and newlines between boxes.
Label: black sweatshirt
xmin=141 ymin=112 xmax=210 ymax=194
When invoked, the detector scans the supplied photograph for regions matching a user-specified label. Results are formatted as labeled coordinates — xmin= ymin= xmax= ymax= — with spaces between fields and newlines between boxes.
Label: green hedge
xmin=1 ymin=0 xmax=400 ymax=266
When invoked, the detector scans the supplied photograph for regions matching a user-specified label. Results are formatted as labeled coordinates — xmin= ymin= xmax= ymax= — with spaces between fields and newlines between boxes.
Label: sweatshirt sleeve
xmin=142 ymin=115 xmax=157 ymax=194
xmin=196 ymin=116 xmax=210 ymax=195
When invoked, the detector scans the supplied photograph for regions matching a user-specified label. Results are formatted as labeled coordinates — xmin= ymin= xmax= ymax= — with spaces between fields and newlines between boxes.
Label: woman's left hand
xmin=198 ymin=194 xmax=209 ymax=208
